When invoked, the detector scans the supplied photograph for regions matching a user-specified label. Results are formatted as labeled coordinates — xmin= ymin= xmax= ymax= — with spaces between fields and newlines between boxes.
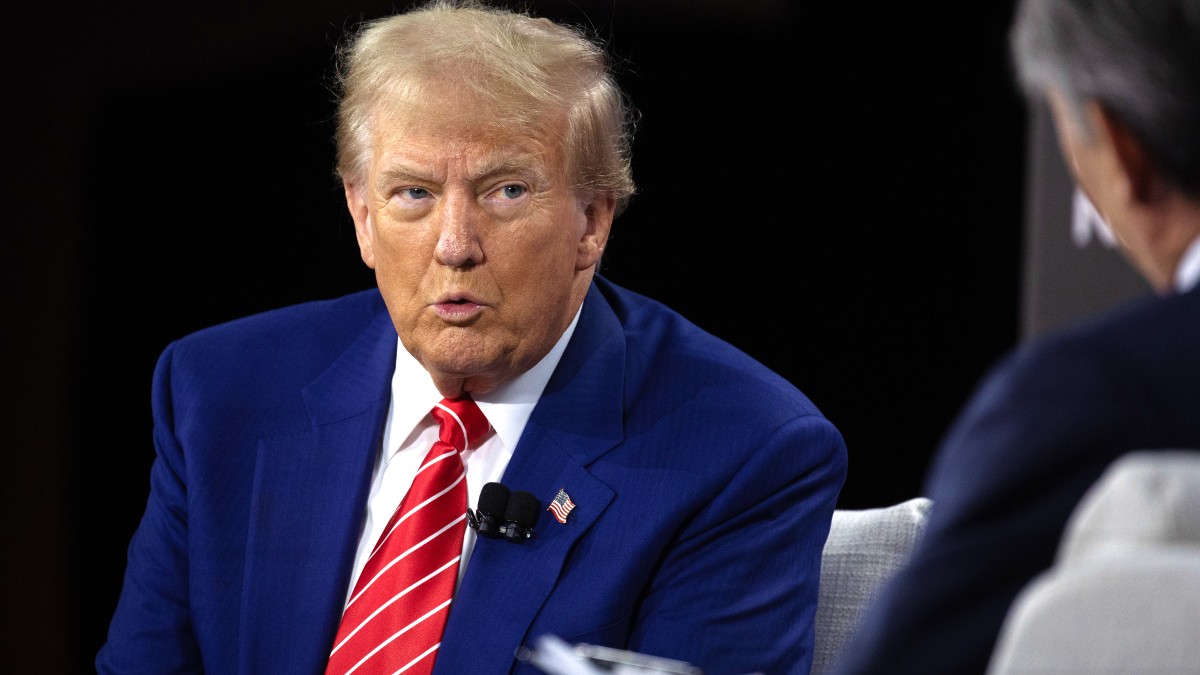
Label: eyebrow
xmin=375 ymin=166 xmax=431 ymax=193
xmin=472 ymin=154 xmax=550 ymax=186
xmin=373 ymin=152 xmax=551 ymax=193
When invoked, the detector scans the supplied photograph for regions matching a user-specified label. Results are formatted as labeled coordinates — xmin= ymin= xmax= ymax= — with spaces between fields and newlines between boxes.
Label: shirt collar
xmin=387 ymin=302 xmax=584 ymax=453
xmin=1175 ymin=234 xmax=1200 ymax=293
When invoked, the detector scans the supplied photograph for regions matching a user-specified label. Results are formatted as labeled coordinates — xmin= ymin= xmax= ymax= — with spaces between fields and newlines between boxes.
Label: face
xmin=1046 ymin=89 xmax=1161 ymax=286
xmin=346 ymin=85 xmax=614 ymax=396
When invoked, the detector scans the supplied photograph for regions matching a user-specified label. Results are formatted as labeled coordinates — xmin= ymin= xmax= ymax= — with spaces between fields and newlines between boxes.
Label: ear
xmin=344 ymin=180 xmax=377 ymax=269
xmin=1089 ymin=103 xmax=1161 ymax=205
xmin=576 ymin=192 xmax=615 ymax=271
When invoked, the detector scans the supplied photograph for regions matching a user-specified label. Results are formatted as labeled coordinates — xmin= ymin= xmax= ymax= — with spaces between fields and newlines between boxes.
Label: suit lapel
xmin=239 ymin=304 xmax=397 ymax=674
xmin=437 ymin=284 xmax=626 ymax=673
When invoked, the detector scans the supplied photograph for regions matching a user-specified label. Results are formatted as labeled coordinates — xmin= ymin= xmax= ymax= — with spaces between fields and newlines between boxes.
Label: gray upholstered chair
xmin=811 ymin=496 xmax=933 ymax=675
xmin=987 ymin=450 xmax=1200 ymax=675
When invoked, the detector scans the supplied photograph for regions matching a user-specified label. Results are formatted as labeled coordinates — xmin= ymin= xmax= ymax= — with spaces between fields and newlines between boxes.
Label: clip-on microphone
xmin=500 ymin=491 xmax=540 ymax=543
xmin=467 ymin=482 xmax=510 ymax=539
xmin=468 ymin=482 xmax=540 ymax=544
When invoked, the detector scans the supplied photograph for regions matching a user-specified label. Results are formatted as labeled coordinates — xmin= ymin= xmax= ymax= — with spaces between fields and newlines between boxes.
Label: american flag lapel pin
xmin=547 ymin=488 xmax=576 ymax=524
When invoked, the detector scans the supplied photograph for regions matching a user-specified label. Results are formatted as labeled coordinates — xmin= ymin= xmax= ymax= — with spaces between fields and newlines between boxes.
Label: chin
xmin=419 ymin=337 xmax=506 ymax=377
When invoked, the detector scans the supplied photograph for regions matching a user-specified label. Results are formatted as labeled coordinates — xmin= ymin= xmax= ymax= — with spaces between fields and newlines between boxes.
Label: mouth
xmin=432 ymin=292 xmax=486 ymax=322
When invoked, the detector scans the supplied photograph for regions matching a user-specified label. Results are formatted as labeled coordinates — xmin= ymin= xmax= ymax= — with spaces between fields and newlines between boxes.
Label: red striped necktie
xmin=326 ymin=397 xmax=489 ymax=675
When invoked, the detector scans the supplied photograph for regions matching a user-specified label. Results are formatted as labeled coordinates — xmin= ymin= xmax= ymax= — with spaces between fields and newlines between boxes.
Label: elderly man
xmin=96 ymin=2 xmax=847 ymax=674
xmin=834 ymin=1 xmax=1200 ymax=673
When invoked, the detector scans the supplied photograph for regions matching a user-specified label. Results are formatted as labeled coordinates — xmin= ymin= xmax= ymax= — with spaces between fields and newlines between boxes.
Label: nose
xmin=434 ymin=193 xmax=483 ymax=268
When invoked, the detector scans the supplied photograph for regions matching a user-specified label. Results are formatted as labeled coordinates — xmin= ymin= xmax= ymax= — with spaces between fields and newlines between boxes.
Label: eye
xmin=499 ymin=184 xmax=526 ymax=200
xmin=400 ymin=187 xmax=430 ymax=200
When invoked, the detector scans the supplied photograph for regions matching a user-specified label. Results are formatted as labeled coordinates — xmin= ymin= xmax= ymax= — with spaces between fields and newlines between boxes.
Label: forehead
xmin=368 ymin=83 xmax=568 ymax=170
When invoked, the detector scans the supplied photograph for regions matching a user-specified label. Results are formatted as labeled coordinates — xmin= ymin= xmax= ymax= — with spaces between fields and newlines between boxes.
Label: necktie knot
xmin=432 ymin=397 xmax=489 ymax=452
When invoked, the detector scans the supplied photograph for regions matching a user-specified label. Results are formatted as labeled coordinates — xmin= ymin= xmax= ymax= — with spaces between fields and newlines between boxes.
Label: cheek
xmin=371 ymin=215 xmax=430 ymax=262
xmin=484 ymin=235 xmax=575 ymax=314
xmin=371 ymin=227 xmax=437 ymax=301
xmin=528 ymin=229 xmax=584 ymax=280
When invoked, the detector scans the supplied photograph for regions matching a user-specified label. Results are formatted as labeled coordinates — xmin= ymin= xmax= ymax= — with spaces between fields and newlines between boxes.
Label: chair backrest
xmin=811 ymin=496 xmax=933 ymax=675
xmin=987 ymin=450 xmax=1200 ymax=674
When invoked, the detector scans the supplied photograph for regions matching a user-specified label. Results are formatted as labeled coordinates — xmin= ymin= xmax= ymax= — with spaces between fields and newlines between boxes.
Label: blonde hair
xmin=335 ymin=0 xmax=637 ymax=213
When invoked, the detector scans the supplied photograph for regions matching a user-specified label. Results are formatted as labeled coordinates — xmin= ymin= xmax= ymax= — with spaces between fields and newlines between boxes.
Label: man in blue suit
xmin=96 ymin=2 xmax=847 ymax=673
xmin=834 ymin=1 xmax=1200 ymax=673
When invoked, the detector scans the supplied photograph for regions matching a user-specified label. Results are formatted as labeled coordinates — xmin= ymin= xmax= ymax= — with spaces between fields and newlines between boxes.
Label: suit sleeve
xmin=832 ymin=343 xmax=1152 ymax=675
xmin=628 ymin=413 xmax=848 ymax=675
xmin=96 ymin=342 xmax=204 ymax=674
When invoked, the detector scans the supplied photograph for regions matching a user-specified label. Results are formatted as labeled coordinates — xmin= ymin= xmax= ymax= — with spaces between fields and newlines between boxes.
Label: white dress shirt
xmin=1174 ymin=234 xmax=1200 ymax=293
xmin=344 ymin=307 xmax=582 ymax=599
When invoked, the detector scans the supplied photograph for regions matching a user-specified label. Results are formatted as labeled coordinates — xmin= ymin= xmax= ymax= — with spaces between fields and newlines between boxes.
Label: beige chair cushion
xmin=988 ymin=450 xmax=1200 ymax=675
xmin=812 ymin=497 xmax=933 ymax=675
xmin=1058 ymin=450 xmax=1200 ymax=566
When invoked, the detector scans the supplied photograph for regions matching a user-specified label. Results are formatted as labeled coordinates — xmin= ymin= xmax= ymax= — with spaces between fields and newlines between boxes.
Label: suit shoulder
xmin=159 ymin=289 xmax=388 ymax=390
xmin=1000 ymin=286 xmax=1200 ymax=391
xmin=594 ymin=276 xmax=830 ymax=423
xmin=928 ymin=287 xmax=1200 ymax=502
xmin=171 ymin=289 xmax=385 ymax=355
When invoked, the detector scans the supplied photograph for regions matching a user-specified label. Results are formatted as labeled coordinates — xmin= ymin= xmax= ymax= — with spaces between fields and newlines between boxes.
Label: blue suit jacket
xmin=834 ymin=285 xmax=1200 ymax=675
xmin=98 ymin=276 xmax=847 ymax=675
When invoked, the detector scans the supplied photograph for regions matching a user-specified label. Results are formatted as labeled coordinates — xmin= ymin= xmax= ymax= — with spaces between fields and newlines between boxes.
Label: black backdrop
xmin=4 ymin=1 xmax=1025 ymax=671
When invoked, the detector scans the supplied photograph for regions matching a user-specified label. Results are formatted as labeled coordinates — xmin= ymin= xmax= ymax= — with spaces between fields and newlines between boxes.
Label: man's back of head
xmin=1010 ymin=0 xmax=1200 ymax=290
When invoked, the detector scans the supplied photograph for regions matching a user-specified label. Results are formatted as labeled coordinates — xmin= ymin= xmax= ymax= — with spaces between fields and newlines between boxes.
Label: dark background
xmin=4 ymin=0 xmax=1029 ymax=671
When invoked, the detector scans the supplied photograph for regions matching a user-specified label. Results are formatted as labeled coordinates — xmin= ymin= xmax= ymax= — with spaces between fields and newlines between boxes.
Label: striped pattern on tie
xmin=326 ymin=397 xmax=489 ymax=675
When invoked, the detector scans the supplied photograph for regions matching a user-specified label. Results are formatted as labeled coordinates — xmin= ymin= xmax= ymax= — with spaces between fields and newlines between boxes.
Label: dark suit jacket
xmin=97 ymin=276 xmax=847 ymax=675
xmin=834 ymin=285 xmax=1200 ymax=674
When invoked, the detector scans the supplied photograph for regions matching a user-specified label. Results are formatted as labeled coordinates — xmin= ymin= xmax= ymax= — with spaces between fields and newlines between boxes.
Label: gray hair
xmin=1010 ymin=0 xmax=1200 ymax=197
xmin=334 ymin=0 xmax=637 ymax=214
